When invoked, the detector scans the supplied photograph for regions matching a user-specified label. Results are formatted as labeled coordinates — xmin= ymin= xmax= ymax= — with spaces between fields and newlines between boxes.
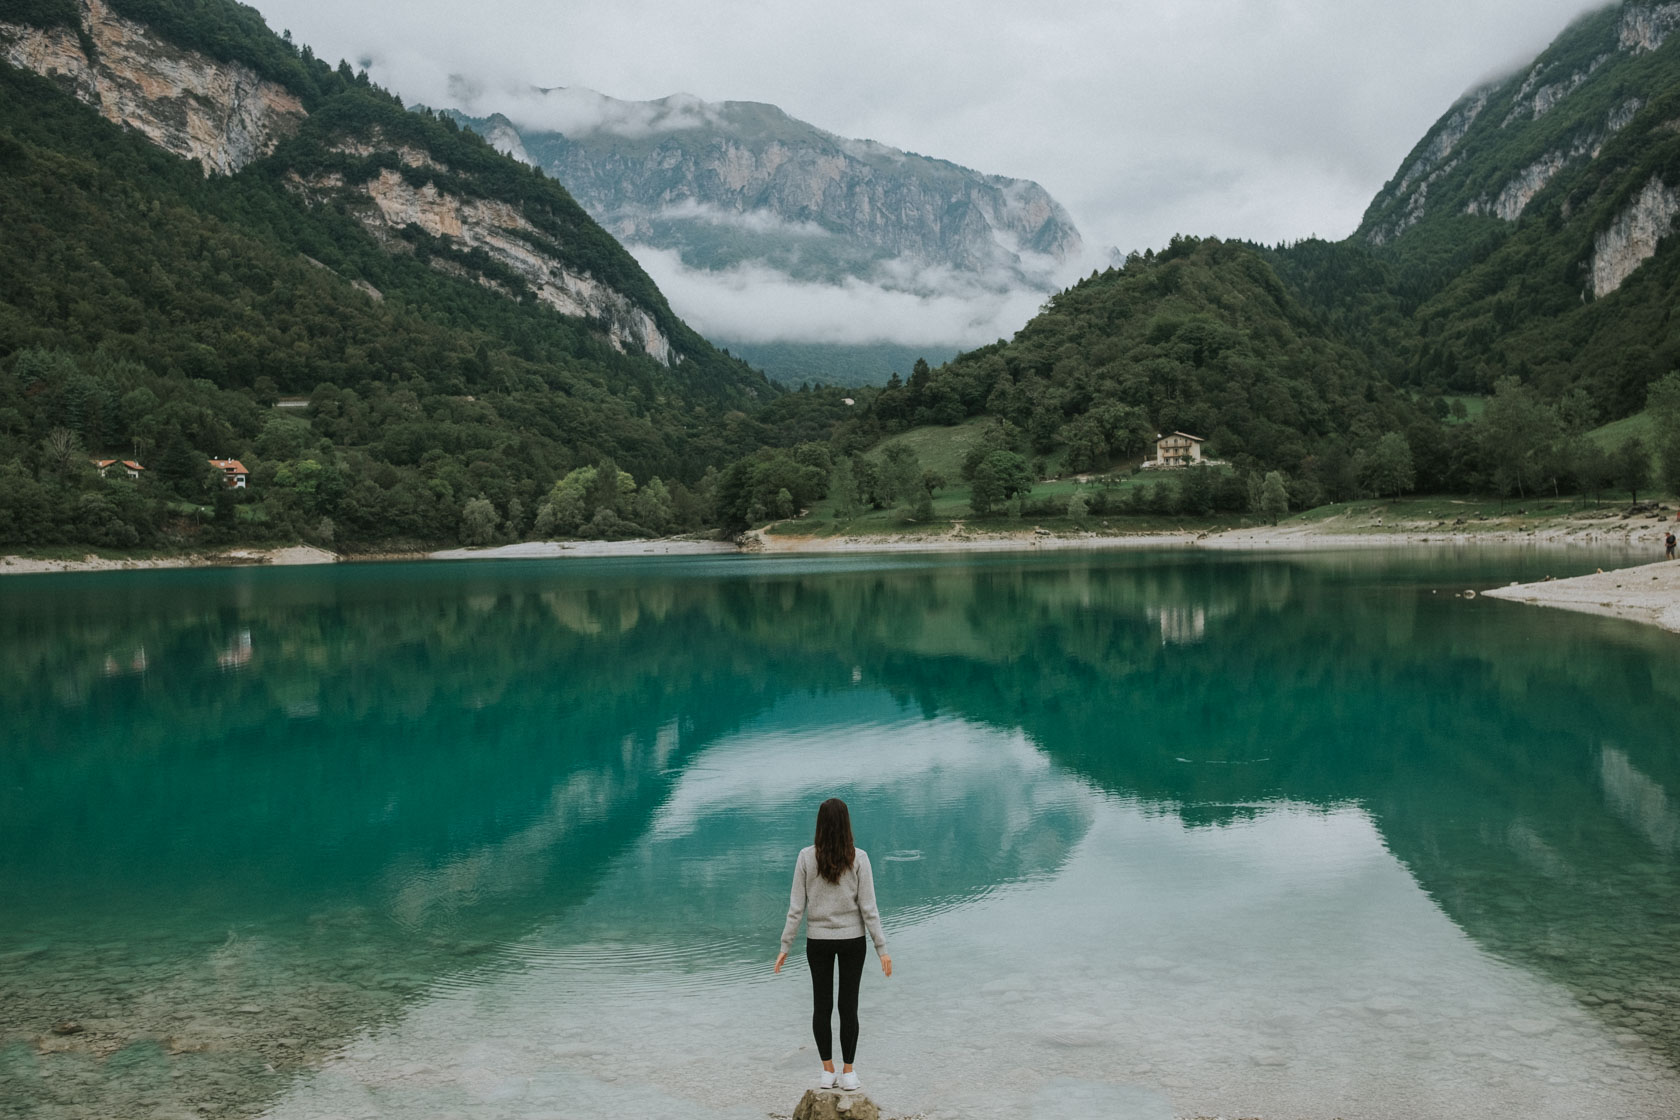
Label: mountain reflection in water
xmin=0 ymin=550 xmax=1676 ymax=1119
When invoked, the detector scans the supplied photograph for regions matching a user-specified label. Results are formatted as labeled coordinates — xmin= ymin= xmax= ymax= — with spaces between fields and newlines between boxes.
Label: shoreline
xmin=2 ymin=518 xmax=1671 ymax=572
xmin=9 ymin=520 xmax=1674 ymax=636
xmin=1484 ymin=560 xmax=1680 ymax=634
xmin=0 ymin=544 xmax=339 ymax=576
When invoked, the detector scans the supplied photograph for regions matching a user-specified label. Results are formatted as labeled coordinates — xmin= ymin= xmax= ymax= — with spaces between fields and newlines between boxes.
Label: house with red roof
xmin=92 ymin=458 xmax=146 ymax=479
xmin=209 ymin=459 xmax=249 ymax=489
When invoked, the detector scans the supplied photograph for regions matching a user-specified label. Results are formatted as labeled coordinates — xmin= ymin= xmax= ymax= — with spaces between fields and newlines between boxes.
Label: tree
xmin=1059 ymin=416 xmax=1108 ymax=473
xmin=1611 ymin=435 xmax=1651 ymax=503
xmin=1259 ymin=471 xmax=1289 ymax=524
xmin=632 ymin=478 xmax=673 ymax=535
xmin=1359 ymin=432 xmax=1415 ymax=499
xmin=461 ymin=496 xmax=498 ymax=545
xmin=880 ymin=443 xmax=924 ymax=506
xmin=44 ymin=426 xmax=82 ymax=481
xmin=1067 ymin=490 xmax=1089 ymax=522
xmin=1647 ymin=372 xmax=1680 ymax=496
xmin=1480 ymin=378 xmax=1560 ymax=499
xmin=829 ymin=457 xmax=858 ymax=519
xmin=1178 ymin=464 xmax=1215 ymax=515
xmin=970 ymin=451 xmax=1033 ymax=515
xmin=538 ymin=466 xmax=599 ymax=536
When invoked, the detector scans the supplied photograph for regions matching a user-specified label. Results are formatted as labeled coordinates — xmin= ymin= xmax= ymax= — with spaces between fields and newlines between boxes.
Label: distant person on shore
xmin=775 ymin=797 xmax=892 ymax=1092
xmin=1667 ymin=530 xmax=1676 ymax=559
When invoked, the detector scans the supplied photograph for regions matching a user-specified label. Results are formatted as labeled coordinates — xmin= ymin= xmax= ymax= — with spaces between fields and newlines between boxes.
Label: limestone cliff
xmin=0 ymin=0 xmax=304 ymax=175
xmin=289 ymin=138 xmax=676 ymax=364
xmin=1591 ymin=175 xmax=1680 ymax=296
xmin=0 ymin=1 xmax=682 ymax=365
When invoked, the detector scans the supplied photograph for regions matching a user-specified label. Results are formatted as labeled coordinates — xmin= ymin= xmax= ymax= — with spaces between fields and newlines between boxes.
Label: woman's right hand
xmin=881 ymin=954 xmax=893 ymax=977
xmin=774 ymin=951 xmax=787 ymax=974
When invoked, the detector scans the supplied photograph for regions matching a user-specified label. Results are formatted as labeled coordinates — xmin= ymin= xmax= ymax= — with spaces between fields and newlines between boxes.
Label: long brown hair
xmin=813 ymin=798 xmax=856 ymax=883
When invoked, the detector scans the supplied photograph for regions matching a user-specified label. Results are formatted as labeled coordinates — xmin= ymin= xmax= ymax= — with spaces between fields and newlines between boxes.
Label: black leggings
xmin=805 ymin=936 xmax=866 ymax=1064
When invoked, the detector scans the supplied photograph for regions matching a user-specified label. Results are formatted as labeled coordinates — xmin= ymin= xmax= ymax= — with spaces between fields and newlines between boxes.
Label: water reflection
xmin=1 ymin=549 xmax=1677 ymax=1119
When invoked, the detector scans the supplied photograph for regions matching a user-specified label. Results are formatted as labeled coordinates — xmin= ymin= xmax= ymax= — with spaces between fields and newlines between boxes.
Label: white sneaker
xmin=838 ymin=1071 xmax=860 ymax=1091
xmin=818 ymin=1070 xmax=836 ymax=1089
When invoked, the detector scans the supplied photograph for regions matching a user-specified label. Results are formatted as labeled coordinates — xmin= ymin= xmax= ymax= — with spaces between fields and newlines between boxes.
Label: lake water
xmin=2 ymin=548 xmax=1679 ymax=1120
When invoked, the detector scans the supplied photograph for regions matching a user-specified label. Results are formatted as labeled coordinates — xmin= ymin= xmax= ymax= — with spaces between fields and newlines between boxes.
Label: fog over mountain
xmin=255 ymin=0 xmax=1607 ymax=252
xmin=444 ymin=84 xmax=1085 ymax=358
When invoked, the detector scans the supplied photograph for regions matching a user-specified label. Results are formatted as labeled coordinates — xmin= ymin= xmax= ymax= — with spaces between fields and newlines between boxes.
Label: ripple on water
xmin=433 ymin=934 xmax=771 ymax=1003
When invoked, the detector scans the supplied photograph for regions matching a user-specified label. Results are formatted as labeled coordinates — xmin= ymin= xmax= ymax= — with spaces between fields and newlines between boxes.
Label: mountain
xmin=448 ymin=88 xmax=1084 ymax=385
xmin=0 ymin=0 xmax=782 ymax=549
xmin=1285 ymin=1 xmax=1680 ymax=415
xmin=837 ymin=2 xmax=1680 ymax=513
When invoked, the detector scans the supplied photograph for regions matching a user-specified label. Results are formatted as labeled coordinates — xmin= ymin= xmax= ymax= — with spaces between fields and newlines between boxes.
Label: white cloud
xmin=641 ymin=199 xmax=835 ymax=240
xmin=256 ymin=0 xmax=1607 ymax=337
xmin=446 ymin=80 xmax=722 ymax=138
xmin=257 ymin=0 xmax=1603 ymax=254
xmin=628 ymin=245 xmax=1053 ymax=348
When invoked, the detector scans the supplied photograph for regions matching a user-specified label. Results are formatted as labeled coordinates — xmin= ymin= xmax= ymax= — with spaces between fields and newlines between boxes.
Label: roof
xmin=92 ymin=459 xmax=146 ymax=470
xmin=1157 ymin=431 xmax=1205 ymax=442
xmin=209 ymin=459 xmax=249 ymax=473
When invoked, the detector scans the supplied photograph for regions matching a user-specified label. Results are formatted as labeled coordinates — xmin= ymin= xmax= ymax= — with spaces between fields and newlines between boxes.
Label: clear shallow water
xmin=2 ymin=548 xmax=1678 ymax=1119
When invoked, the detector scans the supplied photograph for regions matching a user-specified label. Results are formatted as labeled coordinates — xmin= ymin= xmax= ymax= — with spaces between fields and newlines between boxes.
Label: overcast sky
xmin=252 ymin=0 xmax=1608 ymax=344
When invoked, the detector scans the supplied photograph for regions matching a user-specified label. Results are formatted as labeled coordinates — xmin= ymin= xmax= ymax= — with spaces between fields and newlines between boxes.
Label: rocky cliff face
xmin=1360 ymin=4 xmax=1675 ymax=248
xmin=289 ymin=140 xmax=676 ymax=364
xmin=0 ymin=0 xmax=304 ymax=175
xmin=452 ymin=91 xmax=1083 ymax=291
xmin=1591 ymin=175 xmax=1680 ymax=295
xmin=0 ymin=2 xmax=681 ymax=365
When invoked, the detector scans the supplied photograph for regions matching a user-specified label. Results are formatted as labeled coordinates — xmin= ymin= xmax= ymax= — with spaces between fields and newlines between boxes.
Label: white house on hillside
xmin=1142 ymin=432 xmax=1206 ymax=469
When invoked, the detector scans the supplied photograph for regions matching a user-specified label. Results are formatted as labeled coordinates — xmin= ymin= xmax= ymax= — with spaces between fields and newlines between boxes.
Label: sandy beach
xmin=0 ymin=544 xmax=338 ymax=575
xmin=1484 ymin=559 xmax=1680 ymax=634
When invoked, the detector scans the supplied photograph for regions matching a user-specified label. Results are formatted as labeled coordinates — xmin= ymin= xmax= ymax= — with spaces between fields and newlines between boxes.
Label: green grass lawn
xmin=1585 ymin=408 xmax=1654 ymax=451
xmin=773 ymin=461 xmax=1252 ymax=538
xmin=773 ymin=485 xmax=1672 ymax=541
xmin=1584 ymin=409 xmax=1664 ymax=480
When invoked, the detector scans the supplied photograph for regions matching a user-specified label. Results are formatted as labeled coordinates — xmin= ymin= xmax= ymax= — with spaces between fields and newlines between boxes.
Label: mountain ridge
xmin=451 ymin=87 xmax=1084 ymax=287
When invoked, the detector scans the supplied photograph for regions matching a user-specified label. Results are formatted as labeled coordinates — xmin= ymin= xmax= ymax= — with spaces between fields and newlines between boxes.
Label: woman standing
xmin=775 ymin=797 xmax=892 ymax=1091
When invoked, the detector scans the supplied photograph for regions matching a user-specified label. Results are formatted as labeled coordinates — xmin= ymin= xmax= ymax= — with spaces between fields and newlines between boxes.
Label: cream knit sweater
xmin=779 ymin=845 xmax=889 ymax=955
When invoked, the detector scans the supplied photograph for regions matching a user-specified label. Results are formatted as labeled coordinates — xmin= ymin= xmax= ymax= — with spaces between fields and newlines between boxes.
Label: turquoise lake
xmin=2 ymin=548 xmax=1679 ymax=1120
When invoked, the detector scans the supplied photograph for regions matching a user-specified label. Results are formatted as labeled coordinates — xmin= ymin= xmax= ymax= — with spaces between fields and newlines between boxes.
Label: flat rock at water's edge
xmin=792 ymin=1088 xmax=881 ymax=1120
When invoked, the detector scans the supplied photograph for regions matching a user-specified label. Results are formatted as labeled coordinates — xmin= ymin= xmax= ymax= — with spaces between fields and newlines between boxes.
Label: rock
xmin=50 ymin=1020 xmax=84 ymax=1035
xmin=792 ymin=1088 xmax=881 ymax=1120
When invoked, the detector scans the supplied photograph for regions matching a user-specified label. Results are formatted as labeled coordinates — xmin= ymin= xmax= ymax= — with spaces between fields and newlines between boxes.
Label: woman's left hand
xmin=774 ymin=951 xmax=788 ymax=974
xmin=881 ymin=954 xmax=893 ymax=977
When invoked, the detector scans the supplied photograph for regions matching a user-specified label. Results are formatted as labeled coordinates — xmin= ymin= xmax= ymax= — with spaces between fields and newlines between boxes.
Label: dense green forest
xmin=0 ymin=0 xmax=804 ymax=549
xmin=788 ymin=236 xmax=1677 ymax=522
xmin=1 ymin=0 xmax=1677 ymax=553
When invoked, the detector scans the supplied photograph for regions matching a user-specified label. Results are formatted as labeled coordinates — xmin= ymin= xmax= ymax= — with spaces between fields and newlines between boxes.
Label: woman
xmin=775 ymin=797 xmax=892 ymax=1091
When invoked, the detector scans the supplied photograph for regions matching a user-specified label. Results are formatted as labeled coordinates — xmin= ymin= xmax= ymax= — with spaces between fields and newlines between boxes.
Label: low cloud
xmin=264 ymin=0 xmax=1609 ymax=267
xmin=445 ymin=79 xmax=719 ymax=138
xmin=630 ymin=245 xmax=1065 ymax=348
xmin=644 ymin=200 xmax=835 ymax=240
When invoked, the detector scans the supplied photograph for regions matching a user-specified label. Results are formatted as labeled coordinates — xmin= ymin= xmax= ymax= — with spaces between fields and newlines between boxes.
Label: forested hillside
xmin=0 ymin=0 xmax=781 ymax=550
xmin=2 ymin=0 xmax=1678 ymax=555
xmin=1271 ymin=2 xmax=1680 ymax=413
xmin=804 ymin=3 xmax=1680 ymax=523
